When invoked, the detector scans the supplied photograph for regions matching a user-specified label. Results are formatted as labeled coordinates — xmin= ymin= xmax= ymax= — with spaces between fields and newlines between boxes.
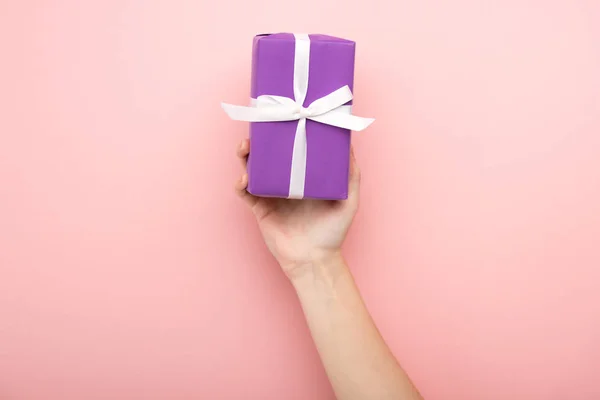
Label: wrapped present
xmin=222 ymin=33 xmax=374 ymax=200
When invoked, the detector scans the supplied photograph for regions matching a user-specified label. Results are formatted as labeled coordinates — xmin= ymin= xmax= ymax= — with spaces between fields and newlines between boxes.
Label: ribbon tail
xmin=221 ymin=103 xmax=258 ymax=121
xmin=309 ymin=111 xmax=375 ymax=132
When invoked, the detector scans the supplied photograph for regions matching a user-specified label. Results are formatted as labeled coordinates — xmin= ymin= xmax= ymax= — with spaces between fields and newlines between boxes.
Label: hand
xmin=235 ymin=138 xmax=360 ymax=280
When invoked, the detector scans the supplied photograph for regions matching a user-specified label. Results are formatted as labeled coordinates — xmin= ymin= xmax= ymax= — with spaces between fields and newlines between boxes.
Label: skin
xmin=235 ymin=139 xmax=423 ymax=400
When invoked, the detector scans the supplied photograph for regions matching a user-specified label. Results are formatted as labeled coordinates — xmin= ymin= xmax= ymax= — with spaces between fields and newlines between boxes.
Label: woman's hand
xmin=235 ymin=138 xmax=423 ymax=400
xmin=235 ymin=138 xmax=360 ymax=279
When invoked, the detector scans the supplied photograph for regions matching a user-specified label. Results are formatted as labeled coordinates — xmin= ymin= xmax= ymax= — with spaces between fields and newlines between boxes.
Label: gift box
xmin=222 ymin=33 xmax=374 ymax=200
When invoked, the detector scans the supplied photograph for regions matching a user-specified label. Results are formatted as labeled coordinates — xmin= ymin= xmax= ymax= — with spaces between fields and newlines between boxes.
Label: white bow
xmin=221 ymin=33 xmax=374 ymax=199
xmin=221 ymin=85 xmax=374 ymax=132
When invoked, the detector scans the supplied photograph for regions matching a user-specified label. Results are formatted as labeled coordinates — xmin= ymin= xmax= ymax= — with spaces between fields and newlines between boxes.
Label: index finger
xmin=237 ymin=138 xmax=250 ymax=168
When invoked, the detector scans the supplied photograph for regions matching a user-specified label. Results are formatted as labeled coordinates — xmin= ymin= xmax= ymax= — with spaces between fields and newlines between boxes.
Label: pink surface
xmin=1 ymin=1 xmax=599 ymax=399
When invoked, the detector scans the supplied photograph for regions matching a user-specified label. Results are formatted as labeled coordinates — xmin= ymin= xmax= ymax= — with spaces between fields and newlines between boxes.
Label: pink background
xmin=1 ymin=1 xmax=599 ymax=399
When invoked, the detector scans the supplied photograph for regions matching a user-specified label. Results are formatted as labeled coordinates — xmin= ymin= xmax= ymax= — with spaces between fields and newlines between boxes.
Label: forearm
xmin=290 ymin=253 xmax=422 ymax=400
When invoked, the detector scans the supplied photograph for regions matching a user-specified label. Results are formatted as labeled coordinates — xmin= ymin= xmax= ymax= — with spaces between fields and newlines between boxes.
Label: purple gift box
xmin=223 ymin=33 xmax=373 ymax=200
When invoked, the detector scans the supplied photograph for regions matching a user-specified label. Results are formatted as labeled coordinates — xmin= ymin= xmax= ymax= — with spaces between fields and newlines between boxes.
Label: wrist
xmin=282 ymin=250 xmax=348 ymax=289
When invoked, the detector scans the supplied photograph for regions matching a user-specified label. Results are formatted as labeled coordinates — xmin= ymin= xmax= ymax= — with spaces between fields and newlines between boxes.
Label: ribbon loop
xmin=306 ymin=85 xmax=354 ymax=116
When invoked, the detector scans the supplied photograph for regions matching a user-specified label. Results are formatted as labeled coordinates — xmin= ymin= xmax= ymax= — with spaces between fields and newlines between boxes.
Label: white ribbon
xmin=221 ymin=33 xmax=374 ymax=199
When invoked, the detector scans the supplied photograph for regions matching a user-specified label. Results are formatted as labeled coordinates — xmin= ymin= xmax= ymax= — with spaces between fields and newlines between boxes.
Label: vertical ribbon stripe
xmin=288 ymin=33 xmax=311 ymax=199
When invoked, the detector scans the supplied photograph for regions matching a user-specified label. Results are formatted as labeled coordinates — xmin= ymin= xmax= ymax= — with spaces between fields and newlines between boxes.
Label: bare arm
xmin=291 ymin=254 xmax=422 ymax=400
xmin=235 ymin=139 xmax=422 ymax=399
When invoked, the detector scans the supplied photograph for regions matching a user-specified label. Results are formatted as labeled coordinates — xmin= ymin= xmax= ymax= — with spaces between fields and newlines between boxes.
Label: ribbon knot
xmin=296 ymin=106 xmax=311 ymax=119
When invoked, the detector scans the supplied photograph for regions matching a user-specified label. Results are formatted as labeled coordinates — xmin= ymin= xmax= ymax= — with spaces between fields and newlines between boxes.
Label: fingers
xmin=235 ymin=140 xmax=258 ymax=208
xmin=235 ymin=173 xmax=258 ymax=208
xmin=237 ymin=138 xmax=250 ymax=169
xmin=235 ymin=172 xmax=248 ymax=193
xmin=349 ymin=145 xmax=361 ymax=186
xmin=347 ymin=145 xmax=361 ymax=206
